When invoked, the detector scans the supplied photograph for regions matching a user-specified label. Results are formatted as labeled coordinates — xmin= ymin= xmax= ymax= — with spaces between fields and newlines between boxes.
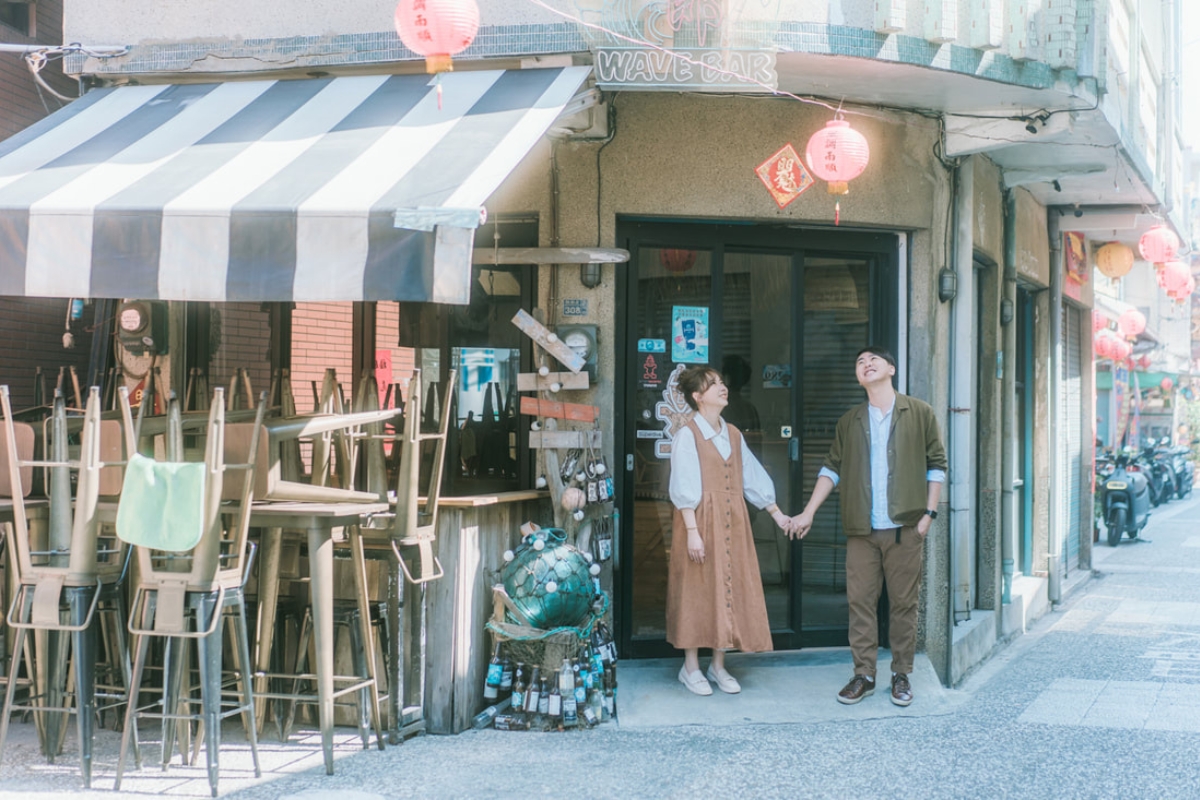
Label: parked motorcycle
xmin=1169 ymin=445 xmax=1194 ymax=499
xmin=1101 ymin=451 xmax=1151 ymax=547
xmin=1141 ymin=444 xmax=1176 ymax=507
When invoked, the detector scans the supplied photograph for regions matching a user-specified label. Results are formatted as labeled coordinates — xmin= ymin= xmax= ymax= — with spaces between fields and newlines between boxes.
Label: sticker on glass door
xmin=671 ymin=306 xmax=709 ymax=363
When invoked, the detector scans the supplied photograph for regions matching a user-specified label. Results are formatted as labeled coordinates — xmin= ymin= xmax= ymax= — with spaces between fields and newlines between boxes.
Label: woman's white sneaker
xmin=706 ymin=665 xmax=741 ymax=694
xmin=678 ymin=666 xmax=713 ymax=695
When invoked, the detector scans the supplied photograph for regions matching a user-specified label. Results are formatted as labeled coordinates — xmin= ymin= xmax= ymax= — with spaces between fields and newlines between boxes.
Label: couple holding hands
xmin=667 ymin=349 xmax=946 ymax=706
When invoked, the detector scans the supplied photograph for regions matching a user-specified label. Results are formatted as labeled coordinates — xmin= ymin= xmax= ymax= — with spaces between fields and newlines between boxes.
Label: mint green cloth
xmin=116 ymin=453 xmax=207 ymax=552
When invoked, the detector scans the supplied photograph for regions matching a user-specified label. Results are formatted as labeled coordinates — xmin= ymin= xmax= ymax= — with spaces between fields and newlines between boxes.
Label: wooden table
xmin=248 ymin=500 xmax=389 ymax=775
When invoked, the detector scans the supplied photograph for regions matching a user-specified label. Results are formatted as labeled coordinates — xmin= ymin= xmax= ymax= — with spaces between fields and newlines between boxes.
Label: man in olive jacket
xmin=790 ymin=346 xmax=946 ymax=707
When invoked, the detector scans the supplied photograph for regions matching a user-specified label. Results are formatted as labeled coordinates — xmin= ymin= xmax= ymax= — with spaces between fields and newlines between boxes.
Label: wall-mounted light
xmin=1051 ymin=179 xmax=1062 ymax=192
xmin=938 ymin=267 xmax=958 ymax=303
xmin=580 ymin=262 xmax=602 ymax=288
xmin=1000 ymin=298 xmax=1014 ymax=325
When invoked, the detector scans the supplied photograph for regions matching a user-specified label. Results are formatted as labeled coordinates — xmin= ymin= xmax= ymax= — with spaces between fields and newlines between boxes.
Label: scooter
xmin=1102 ymin=451 xmax=1151 ymax=547
xmin=1169 ymin=445 xmax=1194 ymax=499
xmin=1142 ymin=444 xmax=1175 ymax=507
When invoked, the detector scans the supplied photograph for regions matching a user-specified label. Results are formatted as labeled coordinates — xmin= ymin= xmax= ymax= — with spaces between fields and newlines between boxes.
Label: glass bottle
xmin=500 ymin=656 xmax=514 ymax=694
xmin=537 ymin=676 xmax=550 ymax=716
xmin=559 ymin=658 xmax=577 ymax=727
xmin=524 ymin=666 xmax=541 ymax=713
xmin=547 ymin=682 xmax=562 ymax=720
xmin=510 ymin=663 xmax=525 ymax=711
xmin=573 ymin=659 xmax=587 ymax=705
xmin=603 ymin=665 xmax=616 ymax=719
xmin=484 ymin=641 xmax=502 ymax=701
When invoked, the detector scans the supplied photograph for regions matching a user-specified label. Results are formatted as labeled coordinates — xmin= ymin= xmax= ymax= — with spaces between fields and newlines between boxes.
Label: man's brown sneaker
xmin=890 ymin=672 xmax=913 ymax=706
xmin=836 ymin=674 xmax=875 ymax=704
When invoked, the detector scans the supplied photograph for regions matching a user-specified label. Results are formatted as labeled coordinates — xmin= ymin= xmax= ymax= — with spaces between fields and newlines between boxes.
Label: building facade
xmin=3 ymin=0 xmax=1184 ymax=704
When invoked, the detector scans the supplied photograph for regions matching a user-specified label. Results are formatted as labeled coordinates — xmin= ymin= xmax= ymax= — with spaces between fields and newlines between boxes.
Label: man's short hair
xmin=855 ymin=346 xmax=896 ymax=368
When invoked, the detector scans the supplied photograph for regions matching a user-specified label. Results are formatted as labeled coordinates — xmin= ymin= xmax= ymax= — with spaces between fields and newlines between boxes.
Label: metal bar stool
xmin=0 ymin=386 xmax=140 ymax=788
xmin=115 ymin=388 xmax=266 ymax=798
xmin=359 ymin=368 xmax=456 ymax=742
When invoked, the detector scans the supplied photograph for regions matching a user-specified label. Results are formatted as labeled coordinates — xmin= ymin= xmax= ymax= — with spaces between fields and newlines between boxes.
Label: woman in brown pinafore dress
xmin=666 ymin=366 xmax=793 ymax=695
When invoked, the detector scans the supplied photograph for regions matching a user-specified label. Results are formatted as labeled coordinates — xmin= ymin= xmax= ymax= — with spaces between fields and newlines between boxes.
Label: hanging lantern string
xmin=523 ymin=0 xmax=842 ymax=113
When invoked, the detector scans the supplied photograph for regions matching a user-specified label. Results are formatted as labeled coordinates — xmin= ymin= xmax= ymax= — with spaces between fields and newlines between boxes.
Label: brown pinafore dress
xmin=665 ymin=419 xmax=773 ymax=653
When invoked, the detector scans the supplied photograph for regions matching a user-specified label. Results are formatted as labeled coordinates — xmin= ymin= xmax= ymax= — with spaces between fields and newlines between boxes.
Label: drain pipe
xmin=1047 ymin=215 xmax=1063 ymax=604
xmin=949 ymin=158 xmax=975 ymax=627
xmin=943 ymin=156 xmax=974 ymax=687
xmin=1001 ymin=191 xmax=1018 ymax=605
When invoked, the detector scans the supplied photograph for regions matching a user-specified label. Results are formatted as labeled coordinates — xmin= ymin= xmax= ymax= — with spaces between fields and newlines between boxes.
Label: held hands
xmin=787 ymin=510 xmax=814 ymax=540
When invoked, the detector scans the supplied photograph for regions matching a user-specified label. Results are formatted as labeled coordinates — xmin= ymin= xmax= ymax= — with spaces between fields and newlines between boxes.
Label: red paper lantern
xmin=1157 ymin=260 xmax=1191 ymax=299
xmin=1137 ymin=355 xmax=1151 ymax=370
xmin=1095 ymin=242 xmax=1134 ymax=280
xmin=1138 ymin=225 xmax=1179 ymax=263
xmin=1116 ymin=308 xmax=1146 ymax=340
xmin=1092 ymin=309 xmax=1109 ymax=333
xmin=1114 ymin=339 xmax=1132 ymax=361
xmin=660 ymin=249 xmax=697 ymax=274
xmin=805 ymin=118 xmax=870 ymax=195
xmin=394 ymin=0 xmax=480 ymax=74
xmin=1093 ymin=330 xmax=1114 ymax=360
xmin=1161 ymin=377 xmax=1174 ymax=392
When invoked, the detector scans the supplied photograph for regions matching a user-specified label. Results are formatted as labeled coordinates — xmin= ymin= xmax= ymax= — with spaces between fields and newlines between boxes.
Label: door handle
xmin=789 ymin=437 xmax=799 ymax=462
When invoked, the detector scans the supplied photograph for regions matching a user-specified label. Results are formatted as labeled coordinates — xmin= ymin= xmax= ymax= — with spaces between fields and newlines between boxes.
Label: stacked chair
xmin=0 ymin=385 xmax=140 ymax=788
xmin=114 ymin=388 xmax=266 ymax=798
xmin=359 ymin=368 xmax=456 ymax=741
xmin=241 ymin=368 xmax=391 ymax=755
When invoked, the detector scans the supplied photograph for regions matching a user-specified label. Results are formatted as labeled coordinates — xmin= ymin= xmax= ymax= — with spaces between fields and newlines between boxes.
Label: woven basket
xmin=490 ymin=619 xmax=583 ymax=675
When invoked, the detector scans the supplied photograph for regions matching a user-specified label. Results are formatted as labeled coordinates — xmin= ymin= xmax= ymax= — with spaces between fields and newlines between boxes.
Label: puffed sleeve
xmin=668 ymin=426 xmax=703 ymax=510
xmin=740 ymin=436 xmax=777 ymax=509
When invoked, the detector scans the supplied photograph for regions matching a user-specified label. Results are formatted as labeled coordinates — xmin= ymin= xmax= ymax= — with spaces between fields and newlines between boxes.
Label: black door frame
xmin=614 ymin=217 xmax=901 ymax=659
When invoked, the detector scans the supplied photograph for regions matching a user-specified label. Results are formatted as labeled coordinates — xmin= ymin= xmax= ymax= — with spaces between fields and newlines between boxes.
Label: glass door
xmin=627 ymin=246 xmax=714 ymax=645
xmin=617 ymin=220 xmax=898 ymax=659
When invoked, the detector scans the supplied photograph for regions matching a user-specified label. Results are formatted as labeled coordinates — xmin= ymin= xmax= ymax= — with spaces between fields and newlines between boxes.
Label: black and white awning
xmin=0 ymin=67 xmax=591 ymax=304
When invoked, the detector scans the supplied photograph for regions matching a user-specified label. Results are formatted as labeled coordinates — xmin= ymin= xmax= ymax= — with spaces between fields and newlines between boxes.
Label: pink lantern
xmin=1157 ymin=260 xmax=1191 ymax=299
xmin=1092 ymin=309 xmax=1108 ymax=333
xmin=1137 ymin=355 xmax=1151 ymax=370
xmin=1116 ymin=308 xmax=1146 ymax=340
xmin=1113 ymin=339 xmax=1132 ymax=361
xmin=1138 ymin=225 xmax=1179 ymax=263
xmin=1178 ymin=273 xmax=1197 ymax=303
xmin=394 ymin=0 xmax=480 ymax=74
xmin=1161 ymin=377 xmax=1174 ymax=392
xmin=1095 ymin=242 xmax=1134 ymax=280
xmin=1093 ymin=331 xmax=1114 ymax=360
xmin=805 ymin=118 xmax=870 ymax=195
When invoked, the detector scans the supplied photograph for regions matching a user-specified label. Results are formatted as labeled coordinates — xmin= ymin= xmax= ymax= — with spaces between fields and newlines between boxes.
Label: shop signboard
xmin=578 ymin=0 xmax=781 ymax=92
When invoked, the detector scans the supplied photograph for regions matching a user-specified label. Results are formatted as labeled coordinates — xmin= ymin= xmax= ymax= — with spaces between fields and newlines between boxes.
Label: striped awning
xmin=0 ymin=67 xmax=591 ymax=304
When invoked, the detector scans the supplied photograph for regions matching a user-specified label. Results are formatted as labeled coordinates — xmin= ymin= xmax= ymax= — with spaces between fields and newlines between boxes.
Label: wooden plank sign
xmin=516 ymin=372 xmax=590 ymax=392
xmin=529 ymin=430 xmax=602 ymax=450
xmin=520 ymin=396 xmax=599 ymax=422
xmin=511 ymin=309 xmax=586 ymax=373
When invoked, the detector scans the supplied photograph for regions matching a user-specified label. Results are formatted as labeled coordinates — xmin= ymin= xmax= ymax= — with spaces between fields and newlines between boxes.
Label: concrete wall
xmin=1014 ymin=189 xmax=1051 ymax=288
xmin=64 ymin=0 xmax=555 ymax=44
xmin=482 ymin=90 xmax=950 ymax=502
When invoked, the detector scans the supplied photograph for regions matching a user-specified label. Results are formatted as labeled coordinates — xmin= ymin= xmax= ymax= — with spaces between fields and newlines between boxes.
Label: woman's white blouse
xmin=669 ymin=415 xmax=777 ymax=510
